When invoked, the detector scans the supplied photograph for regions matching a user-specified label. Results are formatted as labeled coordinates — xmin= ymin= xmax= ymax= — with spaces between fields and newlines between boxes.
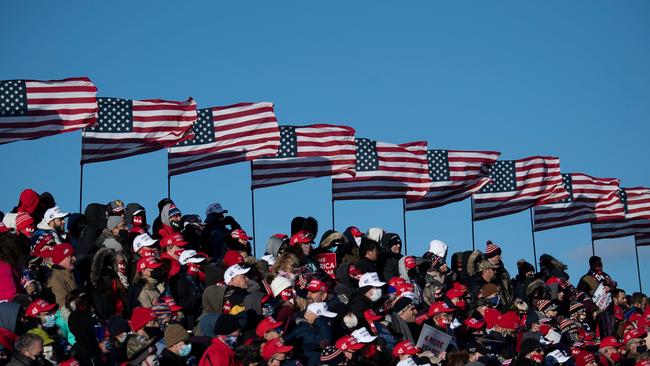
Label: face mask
xmin=42 ymin=314 xmax=56 ymax=328
xmin=368 ymin=288 xmax=382 ymax=302
xmin=636 ymin=345 xmax=648 ymax=354
xmin=42 ymin=346 xmax=54 ymax=361
xmin=531 ymin=353 xmax=544 ymax=363
xmin=118 ymin=229 xmax=129 ymax=242
xmin=486 ymin=296 xmax=501 ymax=308
xmin=609 ymin=352 xmax=621 ymax=362
xmin=179 ymin=343 xmax=192 ymax=357
xmin=223 ymin=335 xmax=238 ymax=348
xmin=435 ymin=317 xmax=450 ymax=329
xmin=133 ymin=216 xmax=144 ymax=227
xmin=171 ymin=220 xmax=182 ymax=231
xmin=354 ymin=237 xmax=362 ymax=246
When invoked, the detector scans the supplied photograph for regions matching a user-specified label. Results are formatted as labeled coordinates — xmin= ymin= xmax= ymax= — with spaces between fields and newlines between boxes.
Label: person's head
xmin=485 ymin=241 xmax=502 ymax=265
xmin=107 ymin=216 xmax=126 ymax=238
xmin=214 ymin=314 xmax=242 ymax=347
xmin=289 ymin=230 xmax=314 ymax=256
xmin=231 ymin=229 xmax=252 ymax=246
xmin=164 ymin=324 xmax=191 ymax=357
xmin=570 ymin=303 xmax=587 ymax=322
xmin=261 ymin=339 xmax=293 ymax=366
xmin=428 ymin=301 xmax=454 ymax=328
xmin=256 ymin=317 xmax=284 ymax=341
xmin=520 ymin=338 xmax=544 ymax=363
xmin=306 ymin=279 xmax=328 ymax=304
xmin=358 ymin=273 xmax=385 ymax=302
xmin=360 ymin=240 xmax=379 ymax=261
xmin=631 ymin=292 xmax=648 ymax=309
xmin=478 ymin=261 xmax=497 ymax=282
xmin=537 ymin=299 xmax=558 ymax=318
xmin=224 ymin=264 xmax=250 ymax=289
xmin=133 ymin=233 xmax=158 ymax=258
xmin=44 ymin=207 xmax=69 ymax=233
xmin=15 ymin=212 xmax=35 ymax=238
xmin=130 ymin=307 xmax=157 ymax=337
xmin=612 ymin=289 xmax=627 ymax=307
xmin=49 ymin=243 xmax=76 ymax=270
xmin=26 ymin=299 xmax=58 ymax=329
xmin=136 ymin=257 xmax=162 ymax=280
xmin=481 ymin=283 xmax=501 ymax=308
xmin=161 ymin=233 xmax=188 ymax=257
xmin=589 ymin=256 xmax=603 ymax=272
xmin=624 ymin=329 xmax=648 ymax=354
xmin=599 ymin=336 xmax=622 ymax=362
xmin=393 ymin=297 xmax=417 ymax=323
xmin=387 ymin=234 xmax=402 ymax=254
xmin=335 ymin=335 xmax=364 ymax=360
xmin=15 ymin=333 xmax=43 ymax=360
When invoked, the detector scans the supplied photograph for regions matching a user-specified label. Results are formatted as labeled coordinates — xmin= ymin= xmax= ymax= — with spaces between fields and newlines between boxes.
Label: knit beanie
xmin=485 ymin=240 xmax=502 ymax=258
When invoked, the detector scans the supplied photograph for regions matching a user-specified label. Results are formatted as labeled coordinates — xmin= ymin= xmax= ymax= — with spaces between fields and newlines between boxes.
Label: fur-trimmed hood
xmin=467 ymin=250 xmax=484 ymax=277
xmin=90 ymin=247 xmax=117 ymax=286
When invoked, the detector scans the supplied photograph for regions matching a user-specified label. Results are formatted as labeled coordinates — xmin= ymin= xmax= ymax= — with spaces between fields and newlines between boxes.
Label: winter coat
xmin=90 ymin=248 xmax=128 ymax=318
xmin=538 ymin=254 xmax=569 ymax=282
xmin=285 ymin=316 xmax=333 ymax=366
xmin=159 ymin=348 xmax=187 ymax=366
xmin=128 ymin=277 xmax=162 ymax=310
xmin=68 ymin=310 xmax=103 ymax=366
xmin=340 ymin=227 xmax=361 ymax=265
xmin=0 ymin=261 xmax=18 ymax=302
xmin=201 ymin=285 xmax=225 ymax=314
xmin=170 ymin=269 xmax=204 ymax=329
xmin=95 ymin=229 xmax=123 ymax=252
xmin=379 ymin=233 xmax=402 ymax=281
xmin=6 ymin=353 xmax=43 ymax=366
xmin=0 ymin=302 xmax=21 ymax=333
xmin=494 ymin=262 xmax=514 ymax=307
xmin=198 ymin=338 xmax=240 ymax=366
xmin=356 ymin=257 xmax=379 ymax=276
xmin=333 ymin=263 xmax=357 ymax=304
xmin=47 ymin=266 xmax=77 ymax=309
xmin=388 ymin=312 xmax=415 ymax=343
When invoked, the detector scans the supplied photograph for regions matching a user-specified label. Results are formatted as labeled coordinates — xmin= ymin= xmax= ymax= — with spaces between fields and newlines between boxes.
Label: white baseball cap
xmin=205 ymin=202 xmax=228 ymax=216
xmin=396 ymin=358 xmax=418 ymax=366
xmin=351 ymin=327 xmax=377 ymax=343
xmin=428 ymin=239 xmax=448 ymax=258
xmin=44 ymin=207 xmax=69 ymax=222
xmin=359 ymin=272 xmax=385 ymax=288
xmin=224 ymin=264 xmax=250 ymax=284
xmin=132 ymin=233 xmax=157 ymax=253
xmin=178 ymin=250 xmax=206 ymax=265
xmin=306 ymin=302 xmax=337 ymax=318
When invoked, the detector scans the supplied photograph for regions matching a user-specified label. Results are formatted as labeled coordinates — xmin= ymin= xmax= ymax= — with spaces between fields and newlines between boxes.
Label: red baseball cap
xmin=161 ymin=233 xmax=188 ymax=248
xmin=289 ymin=230 xmax=313 ymax=246
xmin=446 ymin=287 xmax=465 ymax=300
xmin=129 ymin=307 xmax=155 ymax=331
xmin=388 ymin=277 xmax=407 ymax=289
xmin=136 ymin=257 xmax=162 ymax=273
xmin=349 ymin=227 xmax=363 ymax=237
xmin=404 ymin=256 xmax=417 ymax=269
xmin=335 ymin=335 xmax=364 ymax=351
xmin=392 ymin=340 xmax=419 ymax=358
xmin=484 ymin=308 xmax=502 ymax=329
xmin=396 ymin=283 xmax=415 ymax=297
xmin=574 ymin=350 xmax=596 ymax=366
xmin=624 ymin=328 xmax=647 ymax=344
xmin=25 ymin=299 xmax=57 ymax=318
xmin=261 ymin=339 xmax=293 ymax=361
xmin=231 ymin=229 xmax=252 ymax=241
xmin=48 ymin=243 xmax=75 ymax=264
xmin=223 ymin=250 xmax=244 ymax=267
xmin=497 ymin=311 xmax=520 ymax=330
xmin=364 ymin=309 xmax=384 ymax=322
xmin=600 ymin=336 xmax=622 ymax=349
xmin=464 ymin=317 xmax=486 ymax=330
xmin=307 ymin=279 xmax=328 ymax=293
xmin=428 ymin=301 xmax=454 ymax=318
xmin=255 ymin=317 xmax=284 ymax=338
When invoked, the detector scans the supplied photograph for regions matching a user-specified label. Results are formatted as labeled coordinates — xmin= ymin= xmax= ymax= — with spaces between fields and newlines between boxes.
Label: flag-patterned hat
xmin=485 ymin=240 xmax=502 ymax=258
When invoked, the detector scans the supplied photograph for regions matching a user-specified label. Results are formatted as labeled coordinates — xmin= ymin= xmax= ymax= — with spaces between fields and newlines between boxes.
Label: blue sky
xmin=1 ymin=1 xmax=649 ymax=292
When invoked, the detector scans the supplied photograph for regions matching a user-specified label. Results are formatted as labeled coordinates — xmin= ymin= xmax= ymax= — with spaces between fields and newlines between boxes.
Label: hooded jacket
xmin=124 ymin=203 xmax=146 ymax=229
xmin=285 ymin=316 xmax=333 ymax=366
xmin=157 ymin=203 xmax=176 ymax=238
xmin=265 ymin=235 xmax=285 ymax=258
xmin=78 ymin=203 xmax=107 ymax=258
xmin=380 ymin=233 xmax=402 ymax=281
xmin=90 ymin=248 xmax=128 ymax=319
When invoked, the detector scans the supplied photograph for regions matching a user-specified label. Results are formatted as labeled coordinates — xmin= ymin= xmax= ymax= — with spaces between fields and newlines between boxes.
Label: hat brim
xmin=181 ymin=256 xmax=206 ymax=265
xmin=319 ymin=310 xmax=338 ymax=318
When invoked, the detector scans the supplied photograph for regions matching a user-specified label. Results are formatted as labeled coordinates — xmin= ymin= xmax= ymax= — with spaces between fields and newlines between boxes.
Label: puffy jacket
xmin=47 ymin=266 xmax=78 ymax=309
xmin=285 ymin=316 xmax=333 ymax=366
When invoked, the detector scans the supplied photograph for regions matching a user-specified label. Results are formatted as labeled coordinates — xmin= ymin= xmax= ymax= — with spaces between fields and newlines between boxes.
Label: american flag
xmin=472 ymin=156 xmax=569 ymax=221
xmin=0 ymin=77 xmax=97 ymax=145
xmin=250 ymin=124 xmax=356 ymax=189
xmin=81 ymin=97 xmax=197 ymax=164
xmin=533 ymin=173 xmax=625 ymax=231
xmin=332 ymin=139 xmax=431 ymax=200
xmin=636 ymin=235 xmax=650 ymax=247
xmin=591 ymin=187 xmax=650 ymax=240
xmin=168 ymin=102 xmax=280 ymax=176
xmin=405 ymin=150 xmax=500 ymax=211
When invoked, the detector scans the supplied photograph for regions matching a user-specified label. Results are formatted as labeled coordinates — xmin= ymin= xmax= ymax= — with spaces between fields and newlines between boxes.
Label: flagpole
xmin=331 ymin=181 xmax=335 ymax=230
xmin=634 ymin=244 xmax=643 ymax=292
xmin=471 ymin=198 xmax=476 ymax=251
xmin=529 ymin=208 xmax=538 ymax=272
xmin=590 ymin=223 xmax=596 ymax=256
xmin=402 ymin=199 xmax=408 ymax=255
xmin=79 ymin=163 xmax=84 ymax=213
xmin=167 ymin=175 xmax=171 ymax=199
xmin=250 ymin=162 xmax=257 ymax=257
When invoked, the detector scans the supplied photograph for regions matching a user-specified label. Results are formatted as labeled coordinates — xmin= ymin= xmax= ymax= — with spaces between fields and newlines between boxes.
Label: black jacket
xmin=159 ymin=349 xmax=187 ymax=366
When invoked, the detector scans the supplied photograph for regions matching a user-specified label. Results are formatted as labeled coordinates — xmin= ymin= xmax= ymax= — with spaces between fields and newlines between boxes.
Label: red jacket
xmin=199 ymin=338 xmax=241 ymax=366
xmin=0 ymin=261 xmax=18 ymax=302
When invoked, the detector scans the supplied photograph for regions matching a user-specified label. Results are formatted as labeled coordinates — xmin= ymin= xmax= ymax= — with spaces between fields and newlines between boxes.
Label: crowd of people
xmin=0 ymin=188 xmax=648 ymax=366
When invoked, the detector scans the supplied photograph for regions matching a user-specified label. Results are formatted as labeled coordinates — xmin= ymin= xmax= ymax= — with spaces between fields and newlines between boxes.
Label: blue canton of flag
xmin=87 ymin=98 xmax=133 ymax=133
xmin=355 ymin=138 xmax=379 ymax=171
xmin=0 ymin=81 xmax=28 ymax=116
xmin=175 ymin=108 xmax=215 ymax=146
xmin=274 ymin=126 xmax=298 ymax=158
xmin=479 ymin=161 xmax=516 ymax=193
xmin=428 ymin=150 xmax=451 ymax=181
xmin=555 ymin=174 xmax=574 ymax=203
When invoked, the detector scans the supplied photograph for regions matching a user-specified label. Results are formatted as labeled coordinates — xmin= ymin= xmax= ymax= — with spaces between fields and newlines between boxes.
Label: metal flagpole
xmin=471 ymin=198 xmax=476 ymax=251
xmin=635 ymin=244 xmax=643 ymax=292
xmin=250 ymin=162 xmax=257 ymax=257
xmin=402 ymin=199 xmax=408 ymax=255
xmin=590 ymin=223 xmax=596 ymax=256
xmin=79 ymin=163 xmax=84 ymax=213
xmin=167 ymin=175 xmax=171 ymax=199
xmin=331 ymin=181 xmax=335 ymax=230
xmin=529 ymin=208 xmax=538 ymax=272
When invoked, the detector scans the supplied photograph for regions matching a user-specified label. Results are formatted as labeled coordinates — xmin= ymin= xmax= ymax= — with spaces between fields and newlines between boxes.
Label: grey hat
xmin=107 ymin=216 xmax=123 ymax=231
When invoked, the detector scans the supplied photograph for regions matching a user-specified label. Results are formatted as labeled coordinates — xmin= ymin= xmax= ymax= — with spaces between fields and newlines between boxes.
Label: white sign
xmin=416 ymin=324 xmax=452 ymax=356
xmin=592 ymin=283 xmax=612 ymax=311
